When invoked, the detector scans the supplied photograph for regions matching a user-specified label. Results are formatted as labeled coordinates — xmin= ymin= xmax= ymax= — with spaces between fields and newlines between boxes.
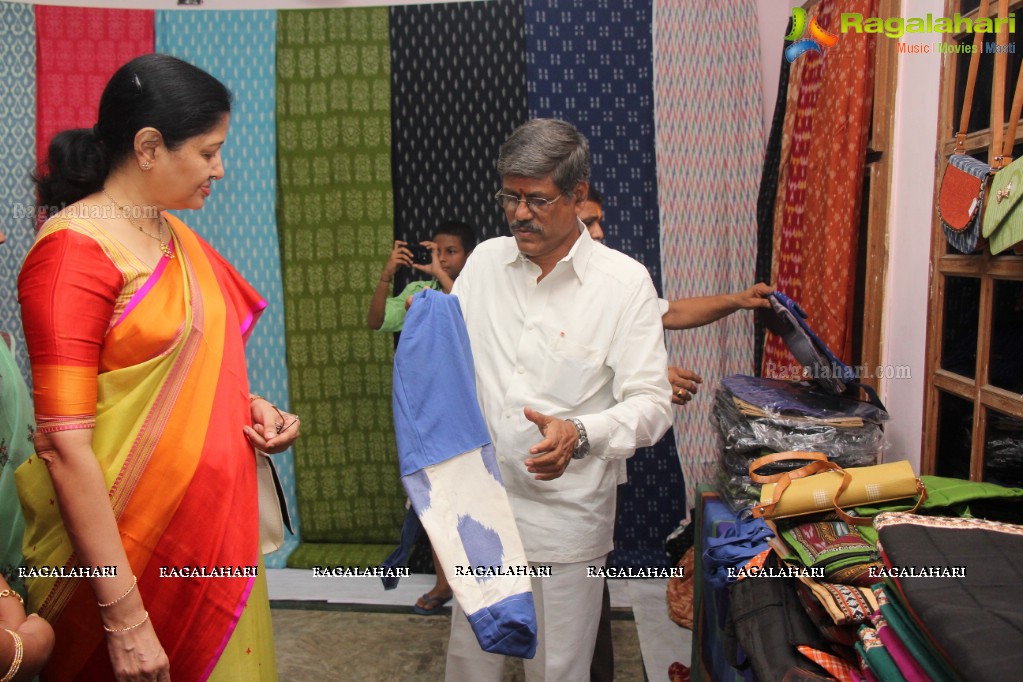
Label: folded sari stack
xmin=712 ymin=376 xmax=887 ymax=514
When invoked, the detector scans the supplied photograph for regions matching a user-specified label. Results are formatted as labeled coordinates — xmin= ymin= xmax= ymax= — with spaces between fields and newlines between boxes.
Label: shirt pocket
xmin=540 ymin=334 xmax=607 ymax=406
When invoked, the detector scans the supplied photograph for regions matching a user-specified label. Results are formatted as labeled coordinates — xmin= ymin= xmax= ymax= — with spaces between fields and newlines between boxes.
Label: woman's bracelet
xmin=97 ymin=575 xmax=137 ymax=608
xmin=103 ymin=610 xmax=149 ymax=634
xmin=0 ymin=590 xmax=23 ymax=606
xmin=0 ymin=629 xmax=23 ymax=682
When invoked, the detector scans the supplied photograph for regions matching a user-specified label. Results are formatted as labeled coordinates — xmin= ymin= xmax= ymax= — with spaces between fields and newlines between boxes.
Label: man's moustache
xmin=511 ymin=221 xmax=543 ymax=234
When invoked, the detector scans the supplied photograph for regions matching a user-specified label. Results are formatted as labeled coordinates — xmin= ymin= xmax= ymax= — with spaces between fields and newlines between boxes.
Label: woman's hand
xmin=104 ymin=615 xmax=170 ymax=682
xmin=245 ymin=398 xmax=301 ymax=454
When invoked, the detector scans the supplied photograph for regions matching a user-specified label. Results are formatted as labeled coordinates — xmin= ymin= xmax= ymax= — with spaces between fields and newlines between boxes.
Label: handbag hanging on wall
xmin=937 ymin=0 xmax=993 ymax=254
xmin=981 ymin=7 xmax=1023 ymax=255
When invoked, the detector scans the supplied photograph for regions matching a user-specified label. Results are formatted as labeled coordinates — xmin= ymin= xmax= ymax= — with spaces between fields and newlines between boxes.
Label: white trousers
xmin=445 ymin=555 xmax=608 ymax=682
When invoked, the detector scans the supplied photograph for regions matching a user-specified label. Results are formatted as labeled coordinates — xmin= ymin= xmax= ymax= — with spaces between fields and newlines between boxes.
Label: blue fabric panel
xmin=0 ymin=4 xmax=37 ymax=382
xmin=523 ymin=0 xmax=681 ymax=567
xmin=155 ymin=11 xmax=299 ymax=567
xmin=392 ymin=288 xmax=490 ymax=475
xmin=465 ymin=592 xmax=539 ymax=659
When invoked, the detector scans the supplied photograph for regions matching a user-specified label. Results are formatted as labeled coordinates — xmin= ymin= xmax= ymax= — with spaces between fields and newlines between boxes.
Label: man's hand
xmin=523 ymin=407 xmax=578 ymax=481
xmin=668 ymin=366 xmax=702 ymax=405
xmin=731 ymin=282 xmax=774 ymax=310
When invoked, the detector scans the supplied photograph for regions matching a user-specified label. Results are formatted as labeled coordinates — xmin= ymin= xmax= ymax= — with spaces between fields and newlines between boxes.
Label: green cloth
xmin=277 ymin=8 xmax=406 ymax=567
xmin=856 ymin=475 xmax=1023 ymax=545
xmin=378 ymin=280 xmax=439 ymax=332
xmin=0 ymin=342 xmax=33 ymax=596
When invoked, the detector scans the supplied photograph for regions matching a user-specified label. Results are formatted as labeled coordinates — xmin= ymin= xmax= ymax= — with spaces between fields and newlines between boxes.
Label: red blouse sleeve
xmin=18 ymin=225 xmax=123 ymax=433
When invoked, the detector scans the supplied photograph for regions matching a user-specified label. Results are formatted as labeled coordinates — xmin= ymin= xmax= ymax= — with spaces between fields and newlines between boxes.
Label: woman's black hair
xmin=34 ymin=53 xmax=232 ymax=216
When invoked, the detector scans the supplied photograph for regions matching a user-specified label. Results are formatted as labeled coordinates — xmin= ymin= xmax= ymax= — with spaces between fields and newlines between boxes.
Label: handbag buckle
xmin=997 ymin=182 xmax=1013 ymax=203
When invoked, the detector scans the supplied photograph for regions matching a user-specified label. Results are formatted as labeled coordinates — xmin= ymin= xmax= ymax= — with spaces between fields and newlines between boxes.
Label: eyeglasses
xmin=494 ymin=191 xmax=567 ymax=214
xmin=272 ymin=405 xmax=299 ymax=435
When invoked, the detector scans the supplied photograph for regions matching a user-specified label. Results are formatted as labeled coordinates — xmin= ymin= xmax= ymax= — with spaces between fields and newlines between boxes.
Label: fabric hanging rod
xmin=11 ymin=0 xmax=483 ymax=10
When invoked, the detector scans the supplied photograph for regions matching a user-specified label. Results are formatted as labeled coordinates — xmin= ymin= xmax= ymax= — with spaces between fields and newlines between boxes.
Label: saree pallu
xmin=0 ymin=341 xmax=34 ymax=595
xmin=16 ymin=214 xmax=272 ymax=680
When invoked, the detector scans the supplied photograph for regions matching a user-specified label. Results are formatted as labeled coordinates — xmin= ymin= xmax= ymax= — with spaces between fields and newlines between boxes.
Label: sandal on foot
xmin=413 ymin=591 xmax=453 ymax=615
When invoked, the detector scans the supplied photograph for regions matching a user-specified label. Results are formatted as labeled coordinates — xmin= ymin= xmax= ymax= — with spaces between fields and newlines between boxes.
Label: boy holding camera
xmin=367 ymin=220 xmax=478 ymax=332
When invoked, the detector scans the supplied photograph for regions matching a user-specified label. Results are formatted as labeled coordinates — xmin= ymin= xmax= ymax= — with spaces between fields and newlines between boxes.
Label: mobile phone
xmin=407 ymin=243 xmax=432 ymax=266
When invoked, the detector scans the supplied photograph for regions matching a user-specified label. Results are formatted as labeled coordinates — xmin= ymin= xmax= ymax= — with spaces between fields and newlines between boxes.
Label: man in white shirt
xmin=446 ymin=119 xmax=672 ymax=681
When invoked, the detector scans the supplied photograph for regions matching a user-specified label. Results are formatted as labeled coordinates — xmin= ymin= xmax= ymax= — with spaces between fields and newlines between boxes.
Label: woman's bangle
xmin=0 ymin=590 xmax=23 ymax=606
xmin=0 ymin=629 xmax=23 ymax=682
xmin=103 ymin=610 xmax=149 ymax=633
xmin=379 ymin=277 xmax=392 ymax=285
xmin=97 ymin=575 xmax=136 ymax=608
xmin=250 ymin=394 xmax=267 ymax=404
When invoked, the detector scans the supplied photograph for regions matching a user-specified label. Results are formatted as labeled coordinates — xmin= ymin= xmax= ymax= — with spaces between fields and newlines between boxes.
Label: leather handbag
xmin=748 ymin=452 xmax=926 ymax=526
xmin=938 ymin=0 xmax=992 ymax=254
xmin=257 ymin=450 xmax=293 ymax=554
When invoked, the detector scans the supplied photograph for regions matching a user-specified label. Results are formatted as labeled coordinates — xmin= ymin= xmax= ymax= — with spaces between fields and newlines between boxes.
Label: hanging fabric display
xmin=654 ymin=0 xmax=763 ymax=519
xmin=276 ymin=8 xmax=407 ymax=569
xmin=0 ymin=1 xmax=37 ymax=378
xmin=155 ymin=9 xmax=299 ymax=568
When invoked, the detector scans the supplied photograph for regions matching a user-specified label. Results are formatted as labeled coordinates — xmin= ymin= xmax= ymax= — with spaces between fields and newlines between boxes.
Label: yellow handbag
xmin=748 ymin=452 xmax=926 ymax=526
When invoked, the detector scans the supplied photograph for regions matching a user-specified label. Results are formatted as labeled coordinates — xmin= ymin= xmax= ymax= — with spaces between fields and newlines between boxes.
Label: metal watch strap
xmin=567 ymin=418 xmax=589 ymax=459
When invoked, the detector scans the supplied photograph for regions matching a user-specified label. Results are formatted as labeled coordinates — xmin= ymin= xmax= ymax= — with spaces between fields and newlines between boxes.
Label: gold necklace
xmin=101 ymin=188 xmax=174 ymax=260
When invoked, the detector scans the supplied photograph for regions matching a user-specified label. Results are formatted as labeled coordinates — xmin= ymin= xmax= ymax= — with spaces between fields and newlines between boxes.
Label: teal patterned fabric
xmin=155 ymin=11 xmax=299 ymax=567
xmin=0 ymin=3 xmax=36 ymax=382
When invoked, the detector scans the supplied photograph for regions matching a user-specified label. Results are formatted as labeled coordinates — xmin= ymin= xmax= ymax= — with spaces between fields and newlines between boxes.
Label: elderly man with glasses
xmin=445 ymin=119 xmax=672 ymax=681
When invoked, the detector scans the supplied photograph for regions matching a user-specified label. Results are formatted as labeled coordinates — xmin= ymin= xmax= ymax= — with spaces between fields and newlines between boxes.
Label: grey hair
xmin=497 ymin=119 xmax=590 ymax=194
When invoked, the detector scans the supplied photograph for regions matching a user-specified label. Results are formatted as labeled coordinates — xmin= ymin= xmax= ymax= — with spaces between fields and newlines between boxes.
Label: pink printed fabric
xmin=34 ymin=6 xmax=153 ymax=172
xmin=654 ymin=0 xmax=763 ymax=517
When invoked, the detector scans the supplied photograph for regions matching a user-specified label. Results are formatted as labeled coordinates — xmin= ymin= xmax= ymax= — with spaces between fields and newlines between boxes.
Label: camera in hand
xmin=407 ymin=243 xmax=433 ymax=266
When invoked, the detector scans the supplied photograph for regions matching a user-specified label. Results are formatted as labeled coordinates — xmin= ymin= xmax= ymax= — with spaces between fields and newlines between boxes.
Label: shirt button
xmin=499 ymin=456 xmax=506 ymax=463
xmin=526 ymin=324 xmax=534 ymax=331
xmin=517 ymin=366 xmax=525 ymax=374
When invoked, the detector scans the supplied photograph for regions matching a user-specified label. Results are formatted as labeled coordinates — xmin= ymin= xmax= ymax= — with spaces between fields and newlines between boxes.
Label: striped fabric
xmin=654 ymin=0 xmax=763 ymax=519
xmin=524 ymin=0 xmax=681 ymax=566
xmin=0 ymin=2 xmax=36 ymax=379
xmin=276 ymin=9 xmax=406 ymax=568
xmin=155 ymin=10 xmax=299 ymax=568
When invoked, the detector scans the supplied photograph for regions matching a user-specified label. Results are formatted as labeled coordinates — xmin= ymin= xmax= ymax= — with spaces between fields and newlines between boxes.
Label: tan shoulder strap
xmin=957 ymin=0 xmax=991 ymax=150
xmin=991 ymin=0 xmax=1011 ymax=166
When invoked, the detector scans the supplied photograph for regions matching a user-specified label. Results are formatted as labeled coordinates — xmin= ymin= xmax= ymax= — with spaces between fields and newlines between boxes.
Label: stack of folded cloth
xmin=727 ymin=478 xmax=1023 ymax=680
xmin=712 ymin=375 xmax=888 ymax=514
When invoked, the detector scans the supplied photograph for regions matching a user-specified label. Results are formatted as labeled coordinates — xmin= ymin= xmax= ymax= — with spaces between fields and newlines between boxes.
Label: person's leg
xmin=445 ymin=600 xmax=506 ymax=682
xmin=414 ymin=547 xmax=453 ymax=614
xmin=523 ymin=556 xmax=607 ymax=682
xmin=589 ymin=576 xmax=614 ymax=681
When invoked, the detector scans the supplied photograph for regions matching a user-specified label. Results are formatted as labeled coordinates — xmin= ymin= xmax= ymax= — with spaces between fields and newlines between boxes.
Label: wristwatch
xmin=567 ymin=418 xmax=590 ymax=459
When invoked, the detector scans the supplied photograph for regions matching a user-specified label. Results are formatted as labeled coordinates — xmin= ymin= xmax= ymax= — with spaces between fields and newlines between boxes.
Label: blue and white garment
xmin=390 ymin=288 xmax=537 ymax=659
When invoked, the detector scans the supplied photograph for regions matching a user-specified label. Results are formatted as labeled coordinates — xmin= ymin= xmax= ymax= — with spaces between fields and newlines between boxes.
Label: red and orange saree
xmin=17 ymin=213 xmax=275 ymax=680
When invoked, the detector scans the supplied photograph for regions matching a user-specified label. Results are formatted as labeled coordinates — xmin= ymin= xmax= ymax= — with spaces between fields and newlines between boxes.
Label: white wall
xmin=879 ymin=0 xmax=944 ymax=469
xmin=756 ymin=0 xmax=802 ymax=141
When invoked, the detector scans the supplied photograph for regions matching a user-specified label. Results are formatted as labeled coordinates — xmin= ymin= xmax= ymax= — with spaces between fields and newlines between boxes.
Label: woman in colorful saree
xmin=16 ymin=54 xmax=298 ymax=681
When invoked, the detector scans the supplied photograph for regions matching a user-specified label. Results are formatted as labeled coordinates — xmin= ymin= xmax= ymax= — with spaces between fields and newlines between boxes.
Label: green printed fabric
xmin=276 ymin=8 xmax=405 ymax=567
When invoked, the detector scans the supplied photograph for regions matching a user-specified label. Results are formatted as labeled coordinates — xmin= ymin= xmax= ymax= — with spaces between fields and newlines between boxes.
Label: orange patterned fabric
xmin=764 ymin=0 xmax=878 ymax=375
xmin=797 ymin=645 xmax=863 ymax=682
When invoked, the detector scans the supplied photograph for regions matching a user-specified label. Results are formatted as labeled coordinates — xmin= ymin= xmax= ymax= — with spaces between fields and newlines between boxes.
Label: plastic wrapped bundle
xmin=712 ymin=376 xmax=889 ymax=514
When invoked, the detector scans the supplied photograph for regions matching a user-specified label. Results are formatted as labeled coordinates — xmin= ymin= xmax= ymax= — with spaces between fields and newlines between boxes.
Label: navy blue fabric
xmin=392 ymin=288 xmax=491 ymax=476
xmin=466 ymin=592 xmax=539 ymax=659
xmin=380 ymin=506 xmax=423 ymax=589
xmin=523 ymin=0 xmax=682 ymax=568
